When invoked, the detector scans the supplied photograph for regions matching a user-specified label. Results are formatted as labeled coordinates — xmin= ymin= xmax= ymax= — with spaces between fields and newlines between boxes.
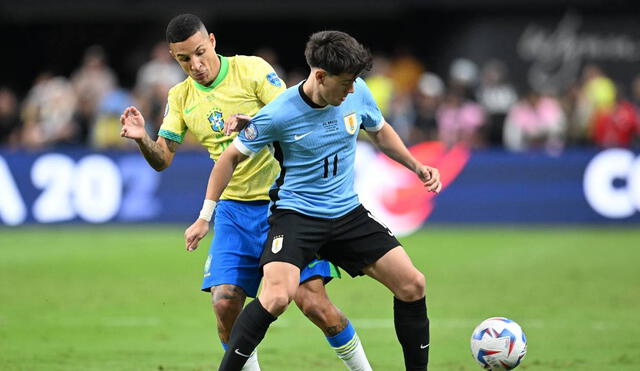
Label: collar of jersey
xmin=192 ymin=55 xmax=229 ymax=92
xmin=298 ymin=80 xmax=330 ymax=110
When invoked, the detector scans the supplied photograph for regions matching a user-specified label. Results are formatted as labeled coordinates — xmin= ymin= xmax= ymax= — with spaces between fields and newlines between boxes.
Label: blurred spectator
xmin=503 ymin=91 xmax=566 ymax=153
xmin=561 ymin=82 xmax=590 ymax=147
xmin=449 ymin=58 xmax=479 ymax=92
xmin=581 ymin=64 xmax=616 ymax=114
xmin=92 ymin=89 xmax=135 ymax=149
xmin=71 ymin=45 xmax=118 ymax=144
xmin=134 ymin=41 xmax=184 ymax=139
xmin=389 ymin=49 xmax=424 ymax=97
xmin=632 ymin=74 xmax=640 ymax=111
xmin=136 ymin=41 xmax=185 ymax=93
xmin=591 ymin=89 xmax=639 ymax=148
xmin=411 ymin=72 xmax=444 ymax=144
xmin=386 ymin=93 xmax=416 ymax=143
xmin=382 ymin=51 xmax=424 ymax=143
xmin=0 ymin=87 xmax=21 ymax=147
xmin=437 ymin=87 xmax=486 ymax=148
xmin=21 ymin=72 xmax=78 ymax=148
xmin=365 ymin=55 xmax=394 ymax=117
xmin=476 ymin=59 xmax=518 ymax=147
xmin=572 ymin=64 xmax=616 ymax=139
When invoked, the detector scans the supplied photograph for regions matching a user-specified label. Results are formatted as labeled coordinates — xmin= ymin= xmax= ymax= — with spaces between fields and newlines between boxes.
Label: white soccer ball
xmin=470 ymin=317 xmax=527 ymax=370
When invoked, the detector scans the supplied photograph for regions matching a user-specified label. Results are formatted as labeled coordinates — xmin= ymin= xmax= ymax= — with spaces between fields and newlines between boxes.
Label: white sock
xmin=241 ymin=350 xmax=260 ymax=371
xmin=327 ymin=322 xmax=372 ymax=371
xmin=223 ymin=343 xmax=260 ymax=371
xmin=334 ymin=334 xmax=372 ymax=371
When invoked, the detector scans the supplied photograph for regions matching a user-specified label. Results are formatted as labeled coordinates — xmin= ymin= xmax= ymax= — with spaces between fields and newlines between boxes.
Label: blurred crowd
xmin=1 ymin=43 xmax=640 ymax=153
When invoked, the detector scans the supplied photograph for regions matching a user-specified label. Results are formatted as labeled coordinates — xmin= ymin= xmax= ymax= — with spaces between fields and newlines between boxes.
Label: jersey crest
xmin=208 ymin=109 xmax=225 ymax=132
xmin=344 ymin=112 xmax=358 ymax=135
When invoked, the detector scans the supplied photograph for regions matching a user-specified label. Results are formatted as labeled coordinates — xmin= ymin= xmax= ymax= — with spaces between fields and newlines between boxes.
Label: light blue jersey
xmin=233 ymin=78 xmax=384 ymax=218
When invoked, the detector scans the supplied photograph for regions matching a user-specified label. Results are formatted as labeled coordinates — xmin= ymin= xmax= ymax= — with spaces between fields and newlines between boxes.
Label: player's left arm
xmin=366 ymin=123 xmax=442 ymax=194
xmin=357 ymin=77 xmax=441 ymax=193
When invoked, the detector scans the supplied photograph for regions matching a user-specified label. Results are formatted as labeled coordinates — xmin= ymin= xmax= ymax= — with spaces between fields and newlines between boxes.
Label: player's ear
xmin=315 ymin=69 xmax=327 ymax=85
xmin=209 ymin=33 xmax=216 ymax=50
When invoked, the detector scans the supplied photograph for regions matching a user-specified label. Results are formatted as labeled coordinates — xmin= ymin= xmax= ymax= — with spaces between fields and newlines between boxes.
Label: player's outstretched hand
xmin=416 ymin=165 xmax=442 ymax=194
xmin=223 ymin=114 xmax=252 ymax=136
xmin=184 ymin=218 xmax=210 ymax=252
xmin=120 ymin=106 xmax=146 ymax=140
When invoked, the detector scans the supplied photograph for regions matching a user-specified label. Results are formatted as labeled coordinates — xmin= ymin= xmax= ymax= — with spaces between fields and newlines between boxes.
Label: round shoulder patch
xmin=266 ymin=72 xmax=282 ymax=87
xmin=244 ymin=122 xmax=258 ymax=141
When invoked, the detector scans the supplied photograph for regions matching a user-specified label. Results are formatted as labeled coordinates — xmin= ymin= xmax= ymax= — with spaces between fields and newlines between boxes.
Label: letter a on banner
xmin=0 ymin=156 xmax=27 ymax=225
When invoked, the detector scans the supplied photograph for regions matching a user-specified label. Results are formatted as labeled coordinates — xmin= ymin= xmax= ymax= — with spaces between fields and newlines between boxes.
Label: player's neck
xmin=202 ymin=55 xmax=222 ymax=87
xmin=302 ymin=78 xmax=328 ymax=107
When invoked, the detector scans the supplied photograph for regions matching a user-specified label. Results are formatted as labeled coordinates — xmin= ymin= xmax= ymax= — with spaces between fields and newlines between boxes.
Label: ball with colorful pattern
xmin=470 ymin=317 xmax=527 ymax=370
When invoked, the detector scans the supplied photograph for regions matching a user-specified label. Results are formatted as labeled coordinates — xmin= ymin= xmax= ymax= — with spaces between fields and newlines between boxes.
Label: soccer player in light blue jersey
xmin=124 ymin=15 xmax=372 ymax=371
xmin=185 ymin=30 xmax=442 ymax=371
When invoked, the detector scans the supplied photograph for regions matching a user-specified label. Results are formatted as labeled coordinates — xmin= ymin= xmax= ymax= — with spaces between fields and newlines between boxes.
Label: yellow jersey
xmin=158 ymin=55 xmax=285 ymax=201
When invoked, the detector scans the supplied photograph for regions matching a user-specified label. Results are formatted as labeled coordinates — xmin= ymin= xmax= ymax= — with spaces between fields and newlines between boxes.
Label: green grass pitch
xmin=1 ymin=226 xmax=639 ymax=370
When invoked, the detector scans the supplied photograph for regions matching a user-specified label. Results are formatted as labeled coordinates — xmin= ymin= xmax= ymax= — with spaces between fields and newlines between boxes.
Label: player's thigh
xmin=260 ymin=210 xmax=327 ymax=272
xmin=321 ymin=205 xmax=400 ymax=277
xmin=258 ymin=261 xmax=301 ymax=314
xmin=362 ymin=246 xmax=425 ymax=300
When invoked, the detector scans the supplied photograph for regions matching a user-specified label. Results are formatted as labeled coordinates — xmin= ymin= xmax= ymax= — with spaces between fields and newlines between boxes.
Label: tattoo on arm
xmin=137 ymin=136 xmax=178 ymax=171
xmin=166 ymin=139 xmax=179 ymax=153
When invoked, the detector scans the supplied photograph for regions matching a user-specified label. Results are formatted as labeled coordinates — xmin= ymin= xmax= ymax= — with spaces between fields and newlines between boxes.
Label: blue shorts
xmin=202 ymin=200 xmax=340 ymax=297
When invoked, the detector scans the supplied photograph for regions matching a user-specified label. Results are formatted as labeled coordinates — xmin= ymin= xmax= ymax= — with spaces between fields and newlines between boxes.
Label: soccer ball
xmin=470 ymin=317 xmax=527 ymax=370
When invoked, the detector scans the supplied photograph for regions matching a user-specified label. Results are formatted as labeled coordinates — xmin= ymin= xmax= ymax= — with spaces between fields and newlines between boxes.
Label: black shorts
xmin=260 ymin=204 xmax=401 ymax=277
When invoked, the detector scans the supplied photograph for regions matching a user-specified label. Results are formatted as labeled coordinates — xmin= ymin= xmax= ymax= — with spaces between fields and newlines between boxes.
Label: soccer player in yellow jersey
xmin=120 ymin=14 xmax=371 ymax=371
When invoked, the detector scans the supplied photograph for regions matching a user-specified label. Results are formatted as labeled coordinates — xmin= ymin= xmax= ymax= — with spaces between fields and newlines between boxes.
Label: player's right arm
xmin=120 ymin=106 xmax=178 ymax=171
xmin=184 ymin=142 xmax=249 ymax=251
xmin=184 ymin=112 xmax=274 ymax=251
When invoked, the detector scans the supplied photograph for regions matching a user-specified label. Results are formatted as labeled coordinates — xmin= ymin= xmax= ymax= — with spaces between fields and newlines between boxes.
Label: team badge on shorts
xmin=344 ymin=112 xmax=358 ymax=135
xmin=271 ymin=235 xmax=284 ymax=254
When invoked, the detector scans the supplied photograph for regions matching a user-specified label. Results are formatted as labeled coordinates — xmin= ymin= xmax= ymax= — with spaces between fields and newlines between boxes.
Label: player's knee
xmin=260 ymin=292 xmax=291 ymax=316
xmin=211 ymin=286 xmax=245 ymax=319
xmin=396 ymin=270 xmax=426 ymax=302
xmin=213 ymin=296 xmax=243 ymax=318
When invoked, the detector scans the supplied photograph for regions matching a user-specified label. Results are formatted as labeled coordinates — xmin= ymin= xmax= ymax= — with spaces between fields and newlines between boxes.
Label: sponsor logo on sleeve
xmin=243 ymin=123 xmax=258 ymax=141
xmin=266 ymin=72 xmax=282 ymax=87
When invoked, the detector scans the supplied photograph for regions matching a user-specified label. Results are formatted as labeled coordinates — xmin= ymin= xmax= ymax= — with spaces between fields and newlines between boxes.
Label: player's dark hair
xmin=304 ymin=31 xmax=373 ymax=76
xmin=166 ymin=14 xmax=207 ymax=43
